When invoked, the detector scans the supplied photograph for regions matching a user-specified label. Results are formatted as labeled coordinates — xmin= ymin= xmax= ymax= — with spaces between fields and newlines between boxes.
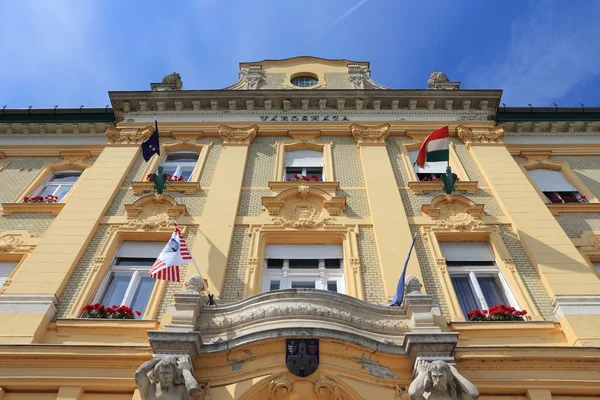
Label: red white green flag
xmin=415 ymin=126 xmax=450 ymax=169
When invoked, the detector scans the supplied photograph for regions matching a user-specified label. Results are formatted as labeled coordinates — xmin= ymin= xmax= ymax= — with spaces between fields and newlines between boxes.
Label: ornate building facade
xmin=0 ymin=57 xmax=599 ymax=399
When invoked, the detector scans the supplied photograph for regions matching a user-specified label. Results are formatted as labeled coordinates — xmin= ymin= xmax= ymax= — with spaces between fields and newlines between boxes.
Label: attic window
xmin=291 ymin=76 xmax=318 ymax=88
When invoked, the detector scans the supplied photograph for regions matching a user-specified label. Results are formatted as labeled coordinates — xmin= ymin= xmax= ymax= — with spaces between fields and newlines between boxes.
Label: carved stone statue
xmin=135 ymin=356 xmax=199 ymax=400
xmin=427 ymin=72 xmax=450 ymax=88
xmin=162 ymin=72 xmax=183 ymax=90
xmin=409 ymin=360 xmax=479 ymax=400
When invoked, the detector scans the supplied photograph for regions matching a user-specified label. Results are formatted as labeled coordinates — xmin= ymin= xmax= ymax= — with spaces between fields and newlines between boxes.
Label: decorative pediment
xmin=124 ymin=194 xmax=187 ymax=230
xmin=0 ymin=231 xmax=35 ymax=254
xmin=105 ymin=125 xmax=154 ymax=144
xmin=350 ymin=122 xmax=391 ymax=145
xmin=422 ymin=194 xmax=484 ymax=230
xmin=262 ymin=185 xmax=346 ymax=229
xmin=456 ymin=125 xmax=504 ymax=148
xmin=218 ymin=124 xmax=258 ymax=145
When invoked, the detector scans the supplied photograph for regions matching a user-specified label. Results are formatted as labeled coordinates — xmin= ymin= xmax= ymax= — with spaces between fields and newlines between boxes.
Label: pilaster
xmin=465 ymin=125 xmax=600 ymax=345
xmin=56 ymin=387 xmax=84 ymax=400
xmin=0 ymin=126 xmax=146 ymax=343
xmin=188 ymin=124 xmax=257 ymax=295
xmin=350 ymin=123 xmax=423 ymax=299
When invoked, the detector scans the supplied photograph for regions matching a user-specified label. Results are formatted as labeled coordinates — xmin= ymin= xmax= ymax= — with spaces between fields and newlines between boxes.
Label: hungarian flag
xmin=415 ymin=126 xmax=449 ymax=169
xmin=148 ymin=224 xmax=193 ymax=282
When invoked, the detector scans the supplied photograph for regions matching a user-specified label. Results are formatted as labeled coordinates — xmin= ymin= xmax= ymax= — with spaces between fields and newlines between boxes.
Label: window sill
xmin=1 ymin=202 xmax=65 ymax=216
xmin=450 ymin=320 xmax=552 ymax=330
xmin=269 ymin=181 xmax=339 ymax=196
xmin=547 ymin=202 xmax=600 ymax=216
xmin=408 ymin=180 xmax=478 ymax=194
xmin=54 ymin=318 xmax=159 ymax=336
xmin=131 ymin=181 xmax=201 ymax=195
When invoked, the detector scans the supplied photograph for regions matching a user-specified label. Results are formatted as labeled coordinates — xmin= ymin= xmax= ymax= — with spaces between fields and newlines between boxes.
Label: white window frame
xmin=160 ymin=150 xmax=200 ymax=182
xmin=284 ymin=150 xmax=325 ymax=181
xmin=32 ymin=169 xmax=81 ymax=202
xmin=448 ymin=264 xmax=520 ymax=312
xmin=261 ymin=258 xmax=345 ymax=294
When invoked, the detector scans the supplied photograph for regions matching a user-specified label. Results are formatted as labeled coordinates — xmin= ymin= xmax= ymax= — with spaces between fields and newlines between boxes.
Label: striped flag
xmin=389 ymin=233 xmax=417 ymax=307
xmin=148 ymin=225 xmax=193 ymax=282
xmin=416 ymin=125 xmax=449 ymax=169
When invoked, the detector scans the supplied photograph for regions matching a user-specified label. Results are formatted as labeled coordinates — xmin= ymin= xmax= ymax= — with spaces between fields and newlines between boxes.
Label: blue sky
xmin=1 ymin=0 xmax=599 ymax=108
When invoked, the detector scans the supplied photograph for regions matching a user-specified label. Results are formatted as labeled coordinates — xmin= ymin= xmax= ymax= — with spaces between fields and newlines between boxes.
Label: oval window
xmin=291 ymin=76 xmax=319 ymax=88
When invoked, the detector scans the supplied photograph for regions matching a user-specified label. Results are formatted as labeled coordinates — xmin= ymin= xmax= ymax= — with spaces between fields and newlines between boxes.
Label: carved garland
xmin=105 ymin=125 xmax=154 ymax=144
xmin=350 ymin=122 xmax=391 ymax=145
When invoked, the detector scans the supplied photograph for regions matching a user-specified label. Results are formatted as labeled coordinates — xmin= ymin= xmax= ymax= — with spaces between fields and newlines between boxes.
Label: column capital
xmin=105 ymin=125 xmax=153 ymax=145
xmin=218 ymin=124 xmax=258 ymax=145
xmin=456 ymin=124 xmax=504 ymax=148
xmin=350 ymin=122 xmax=390 ymax=146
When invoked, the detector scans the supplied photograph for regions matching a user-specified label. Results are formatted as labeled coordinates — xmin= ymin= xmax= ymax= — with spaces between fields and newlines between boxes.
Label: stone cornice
xmin=0 ymin=122 xmax=113 ymax=135
xmin=110 ymin=89 xmax=501 ymax=121
xmin=502 ymin=121 xmax=600 ymax=133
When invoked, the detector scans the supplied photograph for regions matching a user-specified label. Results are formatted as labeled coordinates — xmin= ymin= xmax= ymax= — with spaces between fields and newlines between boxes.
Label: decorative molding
xmin=268 ymin=181 xmax=339 ymax=197
xmin=124 ymin=194 xmax=187 ymax=230
xmin=553 ymin=295 xmax=600 ymax=321
xmin=408 ymin=181 xmax=478 ymax=195
xmin=105 ymin=125 xmax=154 ymax=144
xmin=131 ymin=181 xmax=201 ymax=195
xmin=262 ymin=185 xmax=346 ymax=217
xmin=456 ymin=125 xmax=504 ymax=148
xmin=350 ymin=122 xmax=391 ymax=146
xmin=1 ymin=202 xmax=64 ymax=216
xmin=272 ymin=204 xmax=336 ymax=229
xmin=0 ymin=231 xmax=35 ymax=254
xmin=547 ymin=202 xmax=600 ymax=216
xmin=421 ymin=194 xmax=484 ymax=230
xmin=218 ymin=124 xmax=258 ymax=145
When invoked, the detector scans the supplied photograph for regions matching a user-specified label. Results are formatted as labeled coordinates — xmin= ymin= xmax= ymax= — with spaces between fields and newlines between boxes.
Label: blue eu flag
xmin=142 ymin=120 xmax=160 ymax=162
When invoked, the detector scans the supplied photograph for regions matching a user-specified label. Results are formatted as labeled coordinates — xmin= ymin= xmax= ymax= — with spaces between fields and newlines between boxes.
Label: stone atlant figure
xmin=409 ymin=359 xmax=479 ymax=400
xmin=135 ymin=356 xmax=199 ymax=400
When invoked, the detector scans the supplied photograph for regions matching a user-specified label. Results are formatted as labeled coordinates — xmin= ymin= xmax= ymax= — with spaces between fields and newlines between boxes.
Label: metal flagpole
xmin=172 ymin=219 xmax=203 ymax=277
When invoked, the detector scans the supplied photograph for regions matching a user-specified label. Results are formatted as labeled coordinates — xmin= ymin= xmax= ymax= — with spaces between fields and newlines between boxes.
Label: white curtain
xmin=285 ymin=150 xmax=324 ymax=167
xmin=439 ymin=242 xmax=495 ymax=262
xmin=265 ymin=244 xmax=342 ymax=259
xmin=116 ymin=241 xmax=165 ymax=258
xmin=528 ymin=169 xmax=576 ymax=191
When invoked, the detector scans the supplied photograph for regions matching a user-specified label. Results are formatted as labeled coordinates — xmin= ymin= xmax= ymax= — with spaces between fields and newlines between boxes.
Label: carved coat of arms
xmin=286 ymin=339 xmax=319 ymax=377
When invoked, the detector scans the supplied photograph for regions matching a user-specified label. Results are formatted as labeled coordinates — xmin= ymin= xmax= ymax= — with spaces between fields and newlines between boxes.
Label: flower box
xmin=23 ymin=195 xmax=59 ymax=203
xmin=81 ymin=303 xmax=141 ymax=319
xmin=286 ymin=174 xmax=322 ymax=182
xmin=467 ymin=304 xmax=527 ymax=322
xmin=408 ymin=180 xmax=478 ymax=194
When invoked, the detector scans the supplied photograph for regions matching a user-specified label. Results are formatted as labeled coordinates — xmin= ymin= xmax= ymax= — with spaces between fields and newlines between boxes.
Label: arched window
xmin=528 ymin=169 xmax=586 ymax=204
xmin=30 ymin=169 xmax=82 ymax=202
xmin=284 ymin=150 xmax=324 ymax=181
xmin=262 ymin=244 xmax=345 ymax=293
xmin=160 ymin=150 xmax=200 ymax=182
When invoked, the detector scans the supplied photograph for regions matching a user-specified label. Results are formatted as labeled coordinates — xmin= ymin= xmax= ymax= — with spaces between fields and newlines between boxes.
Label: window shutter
xmin=439 ymin=242 xmax=495 ymax=262
xmin=0 ymin=261 xmax=18 ymax=286
xmin=528 ymin=169 xmax=576 ymax=192
xmin=116 ymin=241 xmax=165 ymax=258
xmin=265 ymin=244 xmax=343 ymax=259
xmin=285 ymin=150 xmax=324 ymax=167
xmin=409 ymin=150 xmax=446 ymax=174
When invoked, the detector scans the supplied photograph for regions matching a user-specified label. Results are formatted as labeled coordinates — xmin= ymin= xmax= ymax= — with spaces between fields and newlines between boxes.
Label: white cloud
xmin=465 ymin=3 xmax=600 ymax=106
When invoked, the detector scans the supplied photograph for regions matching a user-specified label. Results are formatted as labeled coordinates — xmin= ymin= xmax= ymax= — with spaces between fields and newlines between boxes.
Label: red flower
xmin=135 ymin=311 xmax=141 ymax=316
xmin=178 ymin=176 xmax=184 ymax=181
xmin=83 ymin=305 xmax=92 ymax=311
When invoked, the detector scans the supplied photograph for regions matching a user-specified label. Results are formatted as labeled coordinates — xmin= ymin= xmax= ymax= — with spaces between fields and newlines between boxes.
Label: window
xmin=262 ymin=244 xmax=345 ymax=293
xmin=0 ymin=261 xmax=18 ymax=287
xmin=593 ymin=262 xmax=600 ymax=275
xmin=91 ymin=241 xmax=163 ymax=318
xmin=440 ymin=241 xmax=520 ymax=318
xmin=528 ymin=169 xmax=587 ymax=204
xmin=160 ymin=150 xmax=200 ymax=182
xmin=33 ymin=170 xmax=81 ymax=202
xmin=409 ymin=150 xmax=446 ymax=182
xmin=285 ymin=150 xmax=324 ymax=181
xmin=291 ymin=76 xmax=318 ymax=88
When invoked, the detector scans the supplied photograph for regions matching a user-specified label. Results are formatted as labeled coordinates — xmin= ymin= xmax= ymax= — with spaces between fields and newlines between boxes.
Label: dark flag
xmin=389 ymin=233 xmax=417 ymax=307
xmin=141 ymin=120 xmax=160 ymax=162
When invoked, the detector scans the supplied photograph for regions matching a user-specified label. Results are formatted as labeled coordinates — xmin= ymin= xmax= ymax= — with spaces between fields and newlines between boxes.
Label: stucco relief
xmin=218 ymin=124 xmax=258 ymax=145
xmin=245 ymin=373 xmax=362 ymax=400
xmin=125 ymin=194 xmax=187 ymax=230
xmin=409 ymin=359 xmax=479 ymax=400
xmin=455 ymin=125 xmax=504 ymax=148
xmin=262 ymin=185 xmax=346 ymax=225
xmin=0 ymin=231 xmax=35 ymax=254
xmin=105 ymin=125 xmax=154 ymax=144
xmin=350 ymin=122 xmax=391 ymax=145
xmin=422 ymin=195 xmax=484 ymax=230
